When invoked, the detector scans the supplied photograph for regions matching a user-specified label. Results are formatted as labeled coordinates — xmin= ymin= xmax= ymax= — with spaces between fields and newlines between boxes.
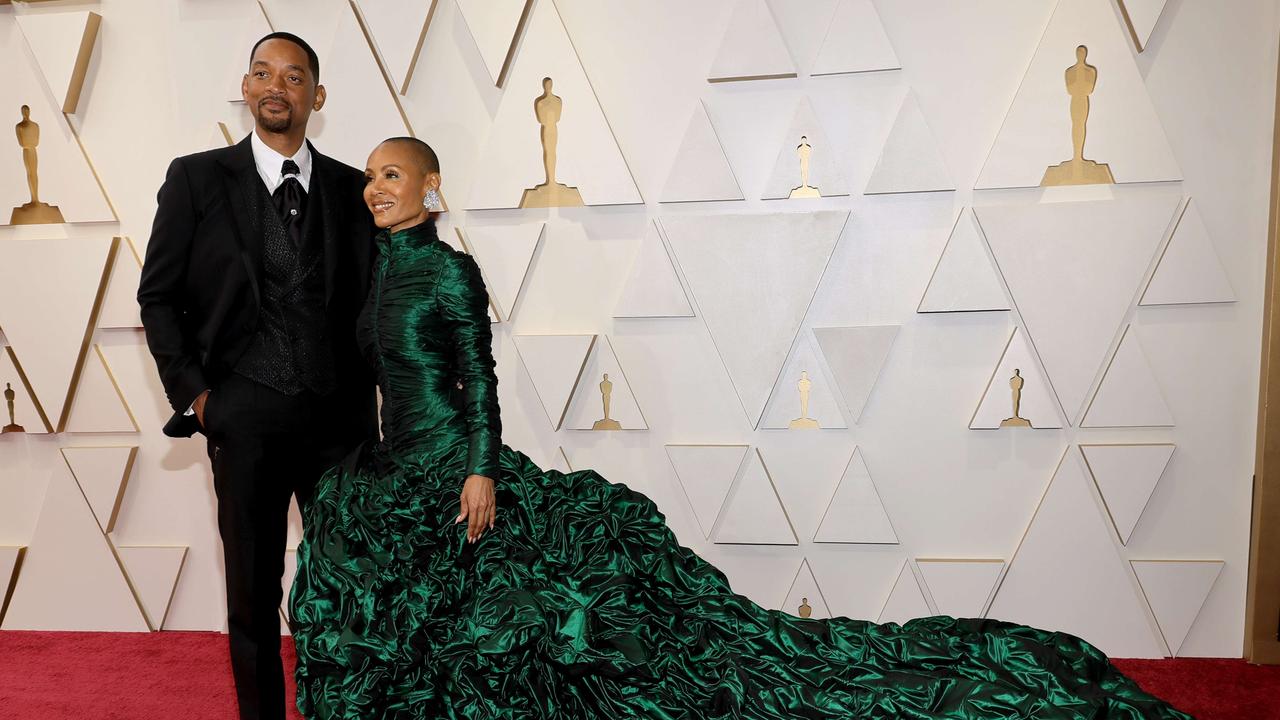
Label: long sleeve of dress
xmin=436 ymin=251 xmax=502 ymax=479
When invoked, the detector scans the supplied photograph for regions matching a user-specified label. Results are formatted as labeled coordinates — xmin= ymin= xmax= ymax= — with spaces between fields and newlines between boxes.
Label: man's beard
xmin=256 ymin=100 xmax=293 ymax=133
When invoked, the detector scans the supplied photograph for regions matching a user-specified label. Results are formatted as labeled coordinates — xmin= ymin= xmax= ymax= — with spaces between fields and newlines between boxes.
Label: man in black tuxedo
xmin=138 ymin=33 xmax=376 ymax=720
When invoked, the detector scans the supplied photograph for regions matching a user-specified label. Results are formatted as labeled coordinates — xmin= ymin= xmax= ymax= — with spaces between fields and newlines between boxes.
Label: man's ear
xmin=313 ymin=84 xmax=327 ymax=111
xmin=241 ymin=74 xmax=250 ymax=103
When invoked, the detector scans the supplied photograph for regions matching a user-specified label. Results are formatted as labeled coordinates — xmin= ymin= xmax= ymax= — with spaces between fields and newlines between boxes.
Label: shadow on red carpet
xmin=1 ymin=631 xmax=1276 ymax=719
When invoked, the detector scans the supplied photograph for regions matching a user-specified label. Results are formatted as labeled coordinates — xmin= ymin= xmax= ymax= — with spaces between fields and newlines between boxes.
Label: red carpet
xmin=0 ymin=631 xmax=1275 ymax=719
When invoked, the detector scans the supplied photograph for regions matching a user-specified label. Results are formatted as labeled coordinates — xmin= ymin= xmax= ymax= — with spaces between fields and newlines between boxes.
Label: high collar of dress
xmin=383 ymin=219 xmax=439 ymax=250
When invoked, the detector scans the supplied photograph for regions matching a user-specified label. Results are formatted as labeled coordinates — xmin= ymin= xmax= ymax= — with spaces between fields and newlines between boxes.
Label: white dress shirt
xmin=250 ymin=129 xmax=312 ymax=193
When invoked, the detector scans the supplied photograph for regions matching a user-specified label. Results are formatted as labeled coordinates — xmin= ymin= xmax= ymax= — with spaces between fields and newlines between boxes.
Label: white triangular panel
xmin=760 ymin=331 xmax=847 ymax=430
xmin=466 ymin=0 xmax=641 ymax=208
xmin=62 ymin=446 xmax=136 ymax=535
xmin=971 ymin=328 xmax=1063 ymax=430
xmin=1131 ymin=560 xmax=1223 ymax=656
xmin=1083 ymin=326 xmax=1174 ymax=428
xmin=513 ymin=334 xmax=595 ymax=430
xmin=15 ymin=11 xmax=101 ymax=114
xmin=878 ymin=562 xmax=931 ymax=625
xmin=224 ymin=2 xmax=273 ymax=103
xmin=613 ymin=222 xmax=694 ymax=318
xmin=708 ymin=0 xmax=796 ymax=82
xmin=1081 ymin=443 xmax=1174 ymax=545
xmin=813 ymin=447 xmax=897 ymax=544
xmin=916 ymin=559 xmax=1005 ymax=618
xmin=976 ymin=0 xmax=1181 ymax=188
xmin=660 ymin=101 xmax=744 ymax=203
xmin=988 ymin=451 xmax=1166 ymax=657
xmin=782 ymin=559 xmax=832 ymax=620
xmin=115 ymin=545 xmax=187 ymax=631
xmin=0 ymin=347 xmax=51 ymax=433
xmin=865 ymin=92 xmax=953 ymax=195
xmin=666 ymin=444 xmax=749 ymax=539
xmin=1141 ymin=201 xmax=1236 ymax=306
xmin=977 ymin=193 xmax=1180 ymax=421
xmin=918 ymin=210 xmax=1009 ymax=313
xmin=812 ymin=325 xmax=898 ymax=424
xmin=0 ymin=237 xmax=113 ymax=429
xmin=458 ymin=223 xmax=543 ymax=322
xmin=810 ymin=0 xmax=900 ymax=77
xmin=663 ymin=212 xmax=845 ymax=427
xmin=353 ymin=0 xmax=437 ymax=94
xmin=550 ymin=446 xmax=573 ymax=474
xmin=2 ymin=464 xmax=148 ymax=631
xmin=64 ymin=346 xmax=138 ymax=434
xmin=712 ymin=450 xmax=797 ymax=545
xmin=1118 ymin=0 xmax=1168 ymax=52
xmin=564 ymin=336 xmax=647 ymax=431
xmin=1 ymin=19 xmax=114 ymax=224
xmin=99 ymin=238 xmax=143 ymax=329
xmin=457 ymin=0 xmax=532 ymax=86
xmin=762 ymin=98 xmax=849 ymax=200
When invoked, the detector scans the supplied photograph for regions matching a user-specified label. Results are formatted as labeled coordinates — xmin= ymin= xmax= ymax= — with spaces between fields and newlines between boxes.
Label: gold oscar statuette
xmin=788 ymin=370 xmax=820 ymax=429
xmin=519 ymin=77 xmax=585 ymax=209
xmin=1000 ymin=368 xmax=1033 ymax=428
xmin=10 ymin=105 xmax=66 ymax=225
xmin=3 ymin=382 xmax=25 ymax=433
xmin=1041 ymin=46 xmax=1115 ymax=187
xmin=591 ymin=372 xmax=622 ymax=431
xmin=788 ymin=135 xmax=821 ymax=199
xmin=798 ymin=597 xmax=813 ymax=619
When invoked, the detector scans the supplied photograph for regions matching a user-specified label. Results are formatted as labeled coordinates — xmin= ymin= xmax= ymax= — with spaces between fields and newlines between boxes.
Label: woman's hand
xmin=456 ymin=474 xmax=496 ymax=543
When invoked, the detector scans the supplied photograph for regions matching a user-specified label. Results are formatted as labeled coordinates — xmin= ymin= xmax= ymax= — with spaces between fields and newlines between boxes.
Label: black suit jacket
xmin=138 ymin=136 xmax=377 ymax=439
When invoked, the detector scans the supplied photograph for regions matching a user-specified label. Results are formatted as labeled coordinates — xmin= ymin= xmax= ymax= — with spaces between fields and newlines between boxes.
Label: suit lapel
xmin=309 ymin=143 xmax=342 ymax=306
xmin=217 ymin=137 xmax=264 ymax=306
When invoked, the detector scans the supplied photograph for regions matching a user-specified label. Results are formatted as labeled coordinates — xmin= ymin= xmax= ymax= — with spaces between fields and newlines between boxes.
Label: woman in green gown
xmin=289 ymin=138 xmax=1191 ymax=720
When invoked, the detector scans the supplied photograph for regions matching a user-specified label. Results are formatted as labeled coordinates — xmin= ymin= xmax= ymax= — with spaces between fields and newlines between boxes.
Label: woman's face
xmin=363 ymin=142 xmax=440 ymax=232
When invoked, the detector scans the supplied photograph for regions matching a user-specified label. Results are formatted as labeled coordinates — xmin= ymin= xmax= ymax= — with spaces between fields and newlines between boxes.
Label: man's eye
xmin=288 ymin=76 xmax=300 ymax=83
xmin=255 ymin=71 xmax=268 ymax=78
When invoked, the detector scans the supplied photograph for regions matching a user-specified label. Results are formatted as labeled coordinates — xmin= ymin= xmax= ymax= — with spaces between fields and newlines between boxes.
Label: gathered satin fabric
xmin=290 ymin=221 xmax=1190 ymax=720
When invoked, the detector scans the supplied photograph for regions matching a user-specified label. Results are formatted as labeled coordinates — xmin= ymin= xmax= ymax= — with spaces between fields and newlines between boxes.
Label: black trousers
xmin=204 ymin=374 xmax=357 ymax=720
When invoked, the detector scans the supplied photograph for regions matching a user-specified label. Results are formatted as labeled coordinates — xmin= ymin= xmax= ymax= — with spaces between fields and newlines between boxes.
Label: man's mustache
xmin=258 ymin=96 xmax=291 ymax=111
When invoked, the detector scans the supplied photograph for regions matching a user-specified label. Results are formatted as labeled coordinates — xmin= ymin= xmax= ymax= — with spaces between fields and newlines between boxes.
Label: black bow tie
xmin=273 ymin=158 xmax=306 ymax=246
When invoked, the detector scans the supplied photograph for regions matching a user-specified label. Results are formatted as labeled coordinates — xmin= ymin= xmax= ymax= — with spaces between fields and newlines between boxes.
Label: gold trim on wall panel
xmin=1246 ymin=32 xmax=1280 ymax=665
xmin=398 ymin=0 xmax=439 ymax=94
xmin=63 ymin=11 xmax=101 ymax=113
xmin=0 ymin=547 xmax=27 ymax=627
xmin=56 ymin=236 xmax=118 ymax=432
xmin=496 ymin=0 xmax=535 ymax=88
xmin=3 ymin=346 xmax=53 ymax=433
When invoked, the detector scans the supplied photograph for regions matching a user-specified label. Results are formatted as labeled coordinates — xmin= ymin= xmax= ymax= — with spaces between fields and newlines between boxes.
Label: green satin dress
xmin=290 ymin=220 xmax=1190 ymax=720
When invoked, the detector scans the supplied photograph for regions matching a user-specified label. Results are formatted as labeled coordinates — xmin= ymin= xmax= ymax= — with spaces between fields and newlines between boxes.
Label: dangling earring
xmin=423 ymin=188 xmax=441 ymax=211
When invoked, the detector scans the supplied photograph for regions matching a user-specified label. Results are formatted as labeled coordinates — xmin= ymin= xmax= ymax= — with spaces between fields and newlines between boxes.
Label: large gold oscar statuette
xmin=788 ymin=370 xmax=820 ymax=429
xmin=1041 ymin=46 xmax=1115 ymax=187
xmin=10 ymin=105 xmax=66 ymax=225
xmin=798 ymin=597 xmax=813 ymax=619
xmin=519 ymin=77 xmax=585 ymax=209
xmin=3 ymin=383 xmax=25 ymax=433
xmin=591 ymin=372 xmax=623 ymax=430
xmin=1000 ymin=368 xmax=1033 ymax=428
xmin=788 ymin=135 xmax=821 ymax=199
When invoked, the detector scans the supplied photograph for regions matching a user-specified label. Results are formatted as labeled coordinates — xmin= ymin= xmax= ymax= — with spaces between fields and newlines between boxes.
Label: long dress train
xmin=290 ymin=220 xmax=1190 ymax=720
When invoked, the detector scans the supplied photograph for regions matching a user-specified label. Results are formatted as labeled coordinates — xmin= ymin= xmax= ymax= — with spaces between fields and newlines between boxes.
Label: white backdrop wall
xmin=0 ymin=0 xmax=1276 ymax=659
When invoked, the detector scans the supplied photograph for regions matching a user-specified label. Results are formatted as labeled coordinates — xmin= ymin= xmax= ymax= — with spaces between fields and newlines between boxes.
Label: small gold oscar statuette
xmin=1000 ymin=368 xmax=1033 ymax=428
xmin=591 ymin=372 xmax=622 ymax=431
xmin=1041 ymin=46 xmax=1115 ymax=187
xmin=798 ymin=597 xmax=813 ymax=619
xmin=10 ymin=105 xmax=66 ymax=225
xmin=788 ymin=135 xmax=821 ymax=199
xmin=519 ymin=77 xmax=585 ymax=209
xmin=788 ymin=370 xmax=820 ymax=429
xmin=3 ymin=382 xmax=26 ymax=433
